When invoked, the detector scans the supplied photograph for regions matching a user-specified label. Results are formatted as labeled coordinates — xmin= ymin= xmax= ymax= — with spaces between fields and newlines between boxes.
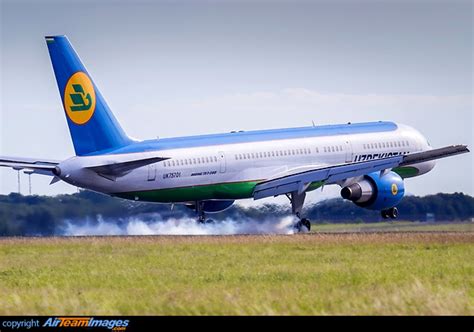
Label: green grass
xmin=0 ymin=232 xmax=473 ymax=315
xmin=311 ymin=221 xmax=474 ymax=233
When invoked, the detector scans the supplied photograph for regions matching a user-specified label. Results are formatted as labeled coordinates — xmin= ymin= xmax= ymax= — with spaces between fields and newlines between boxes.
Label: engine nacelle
xmin=186 ymin=200 xmax=235 ymax=213
xmin=341 ymin=171 xmax=404 ymax=210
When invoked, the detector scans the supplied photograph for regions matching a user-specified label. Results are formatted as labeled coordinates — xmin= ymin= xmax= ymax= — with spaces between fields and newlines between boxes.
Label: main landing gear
xmin=381 ymin=207 xmax=399 ymax=219
xmin=286 ymin=191 xmax=311 ymax=233
xmin=195 ymin=201 xmax=214 ymax=224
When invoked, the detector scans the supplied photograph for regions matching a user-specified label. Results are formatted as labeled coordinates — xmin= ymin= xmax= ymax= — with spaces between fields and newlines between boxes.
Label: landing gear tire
xmin=301 ymin=218 xmax=311 ymax=232
xmin=198 ymin=215 xmax=206 ymax=224
xmin=381 ymin=207 xmax=398 ymax=220
xmin=294 ymin=218 xmax=311 ymax=233
xmin=388 ymin=207 xmax=398 ymax=219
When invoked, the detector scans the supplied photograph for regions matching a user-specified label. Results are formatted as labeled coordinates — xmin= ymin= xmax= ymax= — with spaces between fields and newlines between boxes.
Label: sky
xmin=0 ymin=0 xmax=472 ymax=206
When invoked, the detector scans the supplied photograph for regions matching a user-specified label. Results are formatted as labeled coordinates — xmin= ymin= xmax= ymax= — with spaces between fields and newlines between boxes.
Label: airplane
xmin=0 ymin=35 xmax=469 ymax=232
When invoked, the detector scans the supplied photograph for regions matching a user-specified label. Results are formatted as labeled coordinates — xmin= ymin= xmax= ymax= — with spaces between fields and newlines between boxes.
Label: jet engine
xmin=340 ymin=171 xmax=404 ymax=211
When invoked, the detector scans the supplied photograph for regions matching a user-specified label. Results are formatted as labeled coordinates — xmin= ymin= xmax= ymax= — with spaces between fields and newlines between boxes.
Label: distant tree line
xmin=0 ymin=191 xmax=472 ymax=236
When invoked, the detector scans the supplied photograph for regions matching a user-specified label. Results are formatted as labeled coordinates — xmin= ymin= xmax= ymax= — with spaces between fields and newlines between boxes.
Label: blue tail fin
xmin=46 ymin=35 xmax=132 ymax=156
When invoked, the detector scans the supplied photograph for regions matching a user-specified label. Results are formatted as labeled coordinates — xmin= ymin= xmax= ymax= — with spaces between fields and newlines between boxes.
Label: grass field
xmin=0 ymin=224 xmax=473 ymax=315
xmin=311 ymin=221 xmax=474 ymax=233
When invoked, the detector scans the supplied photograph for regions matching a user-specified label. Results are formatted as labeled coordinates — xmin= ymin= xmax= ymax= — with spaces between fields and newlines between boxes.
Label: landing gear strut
xmin=195 ymin=201 xmax=206 ymax=223
xmin=286 ymin=191 xmax=311 ymax=232
xmin=381 ymin=207 xmax=398 ymax=219
xmin=194 ymin=201 xmax=215 ymax=224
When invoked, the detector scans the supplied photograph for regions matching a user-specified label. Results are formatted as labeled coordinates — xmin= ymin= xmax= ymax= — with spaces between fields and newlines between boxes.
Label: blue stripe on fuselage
xmin=86 ymin=121 xmax=398 ymax=155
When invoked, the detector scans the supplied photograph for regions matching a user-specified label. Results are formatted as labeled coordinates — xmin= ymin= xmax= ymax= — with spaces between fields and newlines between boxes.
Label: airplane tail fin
xmin=45 ymin=35 xmax=132 ymax=156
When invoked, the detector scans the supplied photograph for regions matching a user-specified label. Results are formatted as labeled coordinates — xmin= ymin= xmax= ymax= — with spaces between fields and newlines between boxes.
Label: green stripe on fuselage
xmin=114 ymin=181 xmax=260 ymax=203
xmin=114 ymin=180 xmax=325 ymax=203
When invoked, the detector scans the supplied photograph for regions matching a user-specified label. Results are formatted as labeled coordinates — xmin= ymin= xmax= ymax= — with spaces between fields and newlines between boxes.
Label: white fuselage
xmin=57 ymin=123 xmax=435 ymax=203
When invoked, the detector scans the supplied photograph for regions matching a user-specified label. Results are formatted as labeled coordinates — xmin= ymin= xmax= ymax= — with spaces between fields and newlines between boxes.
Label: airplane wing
xmin=253 ymin=145 xmax=469 ymax=200
xmin=0 ymin=156 xmax=59 ymax=175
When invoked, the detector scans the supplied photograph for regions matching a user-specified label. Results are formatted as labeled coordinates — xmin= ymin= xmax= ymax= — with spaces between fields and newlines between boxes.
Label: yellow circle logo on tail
xmin=391 ymin=183 xmax=398 ymax=195
xmin=63 ymin=72 xmax=96 ymax=125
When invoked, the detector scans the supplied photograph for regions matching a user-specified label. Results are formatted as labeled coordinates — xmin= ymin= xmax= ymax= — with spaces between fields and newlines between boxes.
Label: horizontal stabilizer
xmin=0 ymin=156 xmax=59 ymax=176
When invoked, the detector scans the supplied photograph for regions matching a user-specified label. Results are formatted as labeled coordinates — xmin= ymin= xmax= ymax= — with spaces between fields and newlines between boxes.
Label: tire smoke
xmin=62 ymin=215 xmax=298 ymax=236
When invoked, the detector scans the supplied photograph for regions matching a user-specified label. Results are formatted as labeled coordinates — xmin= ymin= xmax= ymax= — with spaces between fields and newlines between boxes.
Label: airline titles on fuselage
xmin=354 ymin=151 xmax=407 ymax=162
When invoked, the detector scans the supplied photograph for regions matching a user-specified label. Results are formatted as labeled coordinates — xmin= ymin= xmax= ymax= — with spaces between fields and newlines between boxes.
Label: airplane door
xmin=147 ymin=164 xmax=156 ymax=181
xmin=218 ymin=151 xmax=226 ymax=173
xmin=344 ymin=139 xmax=353 ymax=163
